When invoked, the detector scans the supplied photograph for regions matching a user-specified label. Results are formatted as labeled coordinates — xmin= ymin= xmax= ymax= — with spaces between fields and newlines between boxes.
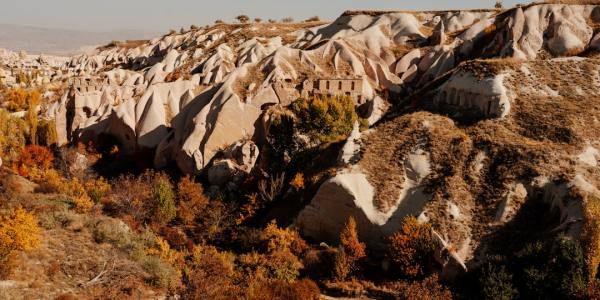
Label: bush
xmin=0 ymin=207 xmax=41 ymax=278
xmin=16 ymin=145 xmax=54 ymax=178
xmin=291 ymin=95 xmax=359 ymax=145
xmin=84 ymin=177 xmax=111 ymax=203
xmin=479 ymin=263 xmax=518 ymax=300
xmin=0 ymin=110 xmax=27 ymax=164
xmin=249 ymin=279 xmax=320 ymax=300
xmin=37 ymin=119 xmax=58 ymax=147
xmin=152 ymin=174 xmax=176 ymax=224
xmin=182 ymin=245 xmax=239 ymax=299
xmin=281 ymin=17 xmax=294 ymax=23
xmin=106 ymin=173 xmax=153 ymax=224
xmin=392 ymin=275 xmax=453 ymax=300
xmin=512 ymin=238 xmax=586 ymax=299
xmin=177 ymin=176 xmax=208 ymax=225
xmin=583 ymin=196 xmax=600 ymax=280
xmin=334 ymin=217 xmax=366 ymax=280
xmin=290 ymin=173 xmax=305 ymax=191
xmin=3 ymin=88 xmax=28 ymax=112
xmin=387 ymin=216 xmax=435 ymax=278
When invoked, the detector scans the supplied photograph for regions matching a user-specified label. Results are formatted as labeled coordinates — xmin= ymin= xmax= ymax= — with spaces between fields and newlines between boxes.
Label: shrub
xmin=141 ymin=254 xmax=180 ymax=288
xmin=291 ymin=95 xmax=359 ymax=145
xmin=393 ymin=275 xmax=453 ymax=300
xmin=281 ymin=17 xmax=294 ymax=23
xmin=0 ymin=110 xmax=27 ymax=164
xmin=4 ymin=88 xmax=28 ymax=112
xmin=145 ymin=236 xmax=182 ymax=266
xmin=387 ymin=216 xmax=435 ymax=278
xmin=479 ymin=263 xmax=518 ymax=300
xmin=262 ymin=221 xmax=307 ymax=255
xmin=37 ymin=119 xmax=58 ymax=147
xmin=16 ymin=145 xmax=54 ymax=178
xmin=254 ymin=18 xmax=262 ymax=23
xmin=334 ymin=217 xmax=366 ymax=280
xmin=152 ymin=174 xmax=176 ymax=224
xmin=177 ymin=176 xmax=208 ymax=225
xmin=215 ymin=19 xmax=224 ymax=24
xmin=0 ymin=207 xmax=41 ymax=278
xmin=582 ymin=196 xmax=600 ymax=280
xmin=512 ymin=238 xmax=586 ymax=299
xmin=106 ymin=173 xmax=153 ymax=223
xmin=290 ymin=173 xmax=305 ymax=191
xmin=249 ymin=279 xmax=320 ymax=300
xmin=84 ymin=177 xmax=111 ymax=203
xmin=182 ymin=245 xmax=239 ymax=299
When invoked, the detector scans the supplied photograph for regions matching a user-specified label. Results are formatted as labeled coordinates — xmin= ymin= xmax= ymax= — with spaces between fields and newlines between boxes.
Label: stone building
xmin=302 ymin=77 xmax=364 ymax=104
xmin=68 ymin=76 xmax=109 ymax=92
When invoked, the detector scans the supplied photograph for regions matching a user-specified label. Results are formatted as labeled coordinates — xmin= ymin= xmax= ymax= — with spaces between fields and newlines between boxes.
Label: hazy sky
xmin=1 ymin=0 xmax=526 ymax=32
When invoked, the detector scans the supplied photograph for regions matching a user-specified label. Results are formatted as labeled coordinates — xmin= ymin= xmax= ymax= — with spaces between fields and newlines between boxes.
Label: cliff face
xmin=44 ymin=3 xmax=600 ymax=275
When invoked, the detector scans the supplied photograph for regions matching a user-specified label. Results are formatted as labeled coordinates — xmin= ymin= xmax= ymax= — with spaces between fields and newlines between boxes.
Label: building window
xmin=338 ymin=81 xmax=342 ymax=90
xmin=351 ymin=81 xmax=355 ymax=91
xmin=326 ymin=81 xmax=330 ymax=90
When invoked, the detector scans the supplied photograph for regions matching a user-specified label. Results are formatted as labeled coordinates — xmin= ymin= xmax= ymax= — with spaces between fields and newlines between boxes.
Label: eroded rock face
xmin=55 ymin=3 xmax=600 ymax=177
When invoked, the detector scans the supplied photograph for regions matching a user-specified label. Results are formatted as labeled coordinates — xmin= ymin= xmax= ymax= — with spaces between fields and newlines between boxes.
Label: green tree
xmin=153 ymin=174 xmax=176 ymax=224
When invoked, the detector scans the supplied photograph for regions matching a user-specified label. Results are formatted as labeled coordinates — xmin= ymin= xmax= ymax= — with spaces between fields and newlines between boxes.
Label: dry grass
xmin=358 ymin=58 xmax=600 ymax=248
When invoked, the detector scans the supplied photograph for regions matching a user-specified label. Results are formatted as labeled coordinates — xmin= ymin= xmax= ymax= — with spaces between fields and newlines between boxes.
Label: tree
xmin=305 ymin=16 xmax=321 ymax=22
xmin=177 ymin=176 xmax=208 ymax=225
xmin=387 ymin=216 xmax=435 ymax=278
xmin=0 ymin=207 xmax=40 ymax=278
xmin=153 ymin=174 xmax=176 ymax=224
xmin=334 ymin=216 xmax=366 ymax=280
xmin=495 ymin=1 xmax=503 ymax=9
xmin=479 ymin=263 xmax=518 ymax=300
xmin=236 ymin=15 xmax=250 ymax=23
xmin=281 ymin=17 xmax=294 ymax=23
xmin=254 ymin=18 xmax=263 ymax=23
xmin=215 ymin=19 xmax=224 ymax=24
xmin=26 ymin=90 xmax=40 ymax=145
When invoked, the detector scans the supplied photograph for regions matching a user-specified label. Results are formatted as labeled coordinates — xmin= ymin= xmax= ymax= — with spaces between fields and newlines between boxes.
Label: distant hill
xmin=0 ymin=23 xmax=161 ymax=55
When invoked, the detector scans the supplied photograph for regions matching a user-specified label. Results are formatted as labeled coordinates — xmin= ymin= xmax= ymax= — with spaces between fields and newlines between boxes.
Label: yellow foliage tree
xmin=26 ymin=90 xmax=40 ymax=145
xmin=583 ymin=196 xmax=600 ymax=280
xmin=0 ymin=207 xmax=40 ymax=256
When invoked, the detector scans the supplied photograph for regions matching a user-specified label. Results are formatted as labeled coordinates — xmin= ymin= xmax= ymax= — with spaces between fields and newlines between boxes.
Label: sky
xmin=1 ymin=0 xmax=527 ymax=32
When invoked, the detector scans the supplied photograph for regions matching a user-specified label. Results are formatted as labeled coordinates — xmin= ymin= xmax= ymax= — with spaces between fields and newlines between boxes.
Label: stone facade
xmin=302 ymin=77 xmax=364 ymax=104
xmin=68 ymin=76 xmax=109 ymax=92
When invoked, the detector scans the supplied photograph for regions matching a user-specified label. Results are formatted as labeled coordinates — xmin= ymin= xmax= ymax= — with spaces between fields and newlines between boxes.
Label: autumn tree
xmin=26 ymin=90 xmax=40 ymax=145
xmin=387 ymin=216 xmax=435 ymax=278
xmin=177 ymin=176 xmax=208 ymax=225
xmin=0 ymin=207 xmax=41 ymax=278
xmin=334 ymin=216 xmax=366 ymax=280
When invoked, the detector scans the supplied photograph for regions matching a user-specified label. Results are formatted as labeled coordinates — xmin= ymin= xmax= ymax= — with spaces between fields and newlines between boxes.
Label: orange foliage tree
xmin=177 ymin=176 xmax=208 ymax=225
xmin=387 ymin=216 xmax=435 ymax=278
xmin=334 ymin=216 xmax=366 ymax=280
xmin=16 ymin=144 xmax=54 ymax=177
